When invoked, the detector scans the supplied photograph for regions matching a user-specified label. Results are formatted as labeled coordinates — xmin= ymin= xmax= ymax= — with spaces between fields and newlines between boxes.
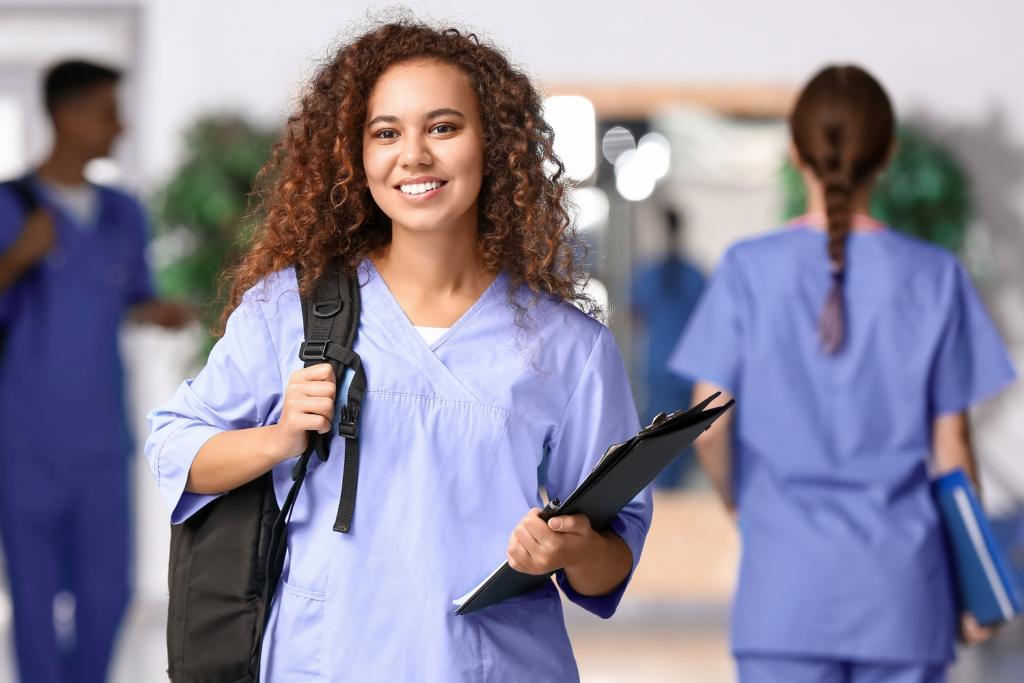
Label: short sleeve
xmin=930 ymin=264 xmax=1016 ymax=416
xmin=666 ymin=248 xmax=746 ymax=393
xmin=123 ymin=196 xmax=156 ymax=305
xmin=545 ymin=325 xmax=651 ymax=618
xmin=145 ymin=291 xmax=285 ymax=523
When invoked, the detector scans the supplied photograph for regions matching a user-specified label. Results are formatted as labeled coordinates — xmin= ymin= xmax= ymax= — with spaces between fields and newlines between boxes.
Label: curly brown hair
xmin=220 ymin=18 xmax=590 ymax=331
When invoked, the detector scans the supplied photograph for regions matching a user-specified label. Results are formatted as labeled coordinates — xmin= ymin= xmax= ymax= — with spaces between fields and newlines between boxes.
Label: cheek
xmin=361 ymin=146 xmax=391 ymax=192
xmin=450 ymin=139 xmax=485 ymax=191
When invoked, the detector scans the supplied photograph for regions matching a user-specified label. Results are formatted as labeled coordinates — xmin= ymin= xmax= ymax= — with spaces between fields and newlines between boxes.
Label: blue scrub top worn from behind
xmin=668 ymin=226 xmax=1015 ymax=664
xmin=146 ymin=261 xmax=652 ymax=682
xmin=0 ymin=180 xmax=154 ymax=462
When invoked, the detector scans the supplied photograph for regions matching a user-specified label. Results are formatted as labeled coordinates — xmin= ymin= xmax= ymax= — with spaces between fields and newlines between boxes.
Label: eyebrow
xmin=366 ymin=108 xmax=466 ymax=127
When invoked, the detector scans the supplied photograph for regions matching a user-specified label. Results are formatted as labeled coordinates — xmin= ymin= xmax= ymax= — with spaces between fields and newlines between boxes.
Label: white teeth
xmin=400 ymin=181 xmax=442 ymax=195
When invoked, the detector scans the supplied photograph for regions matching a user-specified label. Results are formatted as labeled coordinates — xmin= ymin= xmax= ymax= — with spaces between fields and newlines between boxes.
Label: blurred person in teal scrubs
xmin=670 ymin=65 xmax=1014 ymax=683
xmin=0 ymin=61 xmax=190 ymax=683
xmin=632 ymin=209 xmax=704 ymax=488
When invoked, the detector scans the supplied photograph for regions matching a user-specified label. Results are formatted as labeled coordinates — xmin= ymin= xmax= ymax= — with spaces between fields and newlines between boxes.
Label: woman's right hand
xmin=960 ymin=612 xmax=997 ymax=646
xmin=271 ymin=363 xmax=337 ymax=459
xmin=187 ymin=364 xmax=338 ymax=494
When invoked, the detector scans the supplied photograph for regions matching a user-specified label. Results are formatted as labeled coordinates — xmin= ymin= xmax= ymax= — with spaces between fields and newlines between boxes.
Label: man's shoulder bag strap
xmin=2 ymin=176 xmax=40 ymax=214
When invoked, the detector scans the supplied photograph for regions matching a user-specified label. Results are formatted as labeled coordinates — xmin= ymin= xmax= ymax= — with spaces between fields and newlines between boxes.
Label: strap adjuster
xmin=299 ymin=340 xmax=329 ymax=362
xmin=338 ymin=403 xmax=360 ymax=439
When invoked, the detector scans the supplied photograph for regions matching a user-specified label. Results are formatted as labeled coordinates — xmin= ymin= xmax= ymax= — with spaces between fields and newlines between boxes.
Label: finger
xmin=507 ymin=541 xmax=540 ymax=575
xmin=288 ymin=396 xmax=335 ymax=418
xmin=507 ymin=549 xmax=530 ymax=574
xmin=293 ymin=364 xmax=336 ymax=383
xmin=548 ymin=514 xmax=591 ymax=534
xmin=521 ymin=514 xmax=561 ymax=548
xmin=960 ymin=613 xmax=993 ymax=645
xmin=293 ymin=380 xmax=338 ymax=398
xmin=513 ymin=521 xmax=543 ymax=555
xmin=292 ymin=414 xmax=331 ymax=434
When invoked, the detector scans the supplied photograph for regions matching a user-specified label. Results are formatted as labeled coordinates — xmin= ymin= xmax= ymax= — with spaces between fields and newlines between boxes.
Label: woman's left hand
xmin=506 ymin=508 xmax=599 ymax=575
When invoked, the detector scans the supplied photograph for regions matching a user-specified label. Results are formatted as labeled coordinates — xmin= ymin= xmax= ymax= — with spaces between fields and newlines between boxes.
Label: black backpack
xmin=166 ymin=262 xmax=367 ymax=682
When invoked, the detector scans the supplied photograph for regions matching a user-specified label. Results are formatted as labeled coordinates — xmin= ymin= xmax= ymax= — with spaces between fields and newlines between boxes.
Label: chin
xmin=392 ymin=219 xmax=450 ymax=234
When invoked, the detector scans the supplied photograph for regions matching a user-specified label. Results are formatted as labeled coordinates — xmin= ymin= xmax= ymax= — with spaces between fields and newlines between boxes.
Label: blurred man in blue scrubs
xmin=631 ymin=209 xmax=704 ymax=488
xmin=0 ymin=61 xmax=190 ymax=683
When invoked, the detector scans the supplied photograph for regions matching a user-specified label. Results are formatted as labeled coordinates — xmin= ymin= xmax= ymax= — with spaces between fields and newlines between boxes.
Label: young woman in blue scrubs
xmin=670 ymin=66 xmax=1015 ymax=683
xmin=146 ymin=21 xmax=650 ymax=682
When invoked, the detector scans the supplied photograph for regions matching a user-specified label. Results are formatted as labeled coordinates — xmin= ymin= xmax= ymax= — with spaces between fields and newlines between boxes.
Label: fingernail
xmin=549 ymin=518 xmax=562 ymax=530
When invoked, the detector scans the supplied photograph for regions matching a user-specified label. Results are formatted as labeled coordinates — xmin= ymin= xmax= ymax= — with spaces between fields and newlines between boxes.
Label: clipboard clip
xmin=638 ymin=409 xmax=683 ymax=437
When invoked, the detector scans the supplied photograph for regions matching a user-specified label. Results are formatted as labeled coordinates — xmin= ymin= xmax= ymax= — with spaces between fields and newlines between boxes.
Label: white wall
xmin=22 ymin=0 xmax=1018 ymax=188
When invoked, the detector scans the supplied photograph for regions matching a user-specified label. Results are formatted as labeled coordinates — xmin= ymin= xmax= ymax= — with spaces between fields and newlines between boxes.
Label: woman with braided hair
xmin=669 ymin=66 xmax=1015 ymax=682
xmin=146 ymin=18 xmax=649 ymax=682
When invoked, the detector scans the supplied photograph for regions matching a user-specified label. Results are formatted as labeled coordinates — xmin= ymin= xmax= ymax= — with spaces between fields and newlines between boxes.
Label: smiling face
xmin=362 ymin=60 xmax=486 ymax=237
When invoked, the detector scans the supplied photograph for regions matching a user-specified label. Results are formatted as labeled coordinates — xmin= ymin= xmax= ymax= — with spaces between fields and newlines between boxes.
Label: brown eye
xmin=431 ymin=123 xmax=455 ymax=135
xmin=375 ymin=129 xmax=398 ymax=140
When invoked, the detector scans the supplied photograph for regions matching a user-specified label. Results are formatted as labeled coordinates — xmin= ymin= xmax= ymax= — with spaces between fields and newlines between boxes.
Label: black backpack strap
xmin=253 ymin=261 xmax=365 ymax=678
xmin=2 ymin=176 xmax=40 ymax=214
xmin=296 ymin=264 xmax=366 ymax=533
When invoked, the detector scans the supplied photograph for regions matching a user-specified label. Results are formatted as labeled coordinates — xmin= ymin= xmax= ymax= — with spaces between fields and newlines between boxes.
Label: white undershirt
xmin=414 ymin=326 xmax=449 ymax=345
xmin=37 ymin=178 xmax=99 ymax=229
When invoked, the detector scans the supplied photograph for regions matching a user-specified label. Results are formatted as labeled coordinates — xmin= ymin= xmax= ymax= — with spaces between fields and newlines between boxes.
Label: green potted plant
xmin=151 ymin=117 xmax=277 ymax=357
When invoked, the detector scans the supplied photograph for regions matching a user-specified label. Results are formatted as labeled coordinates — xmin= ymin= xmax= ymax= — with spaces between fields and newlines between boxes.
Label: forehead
xmin=58 ymin=81 xmax=118 ymax=111
xmin=367 ymin=60 xmax=477 ymax=117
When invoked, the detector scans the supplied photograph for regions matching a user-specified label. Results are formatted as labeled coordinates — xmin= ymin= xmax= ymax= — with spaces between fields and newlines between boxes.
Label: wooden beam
xmin=543 ymin=82 xmax=798 ymax=120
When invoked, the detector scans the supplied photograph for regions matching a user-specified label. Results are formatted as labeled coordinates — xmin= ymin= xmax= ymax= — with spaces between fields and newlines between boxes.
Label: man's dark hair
xmin=44 ymin=60 xmax=120 ymax=113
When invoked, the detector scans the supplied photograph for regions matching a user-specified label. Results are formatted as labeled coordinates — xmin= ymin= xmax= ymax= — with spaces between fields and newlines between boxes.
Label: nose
xmin=399 ymin=131 xmax=432 ymax=168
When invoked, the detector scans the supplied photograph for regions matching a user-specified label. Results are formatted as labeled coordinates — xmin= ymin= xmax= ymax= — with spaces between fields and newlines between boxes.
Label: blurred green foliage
xmin=152 ymin=117 xmax=277 ymax=357
xmin=781 ymin=124 xmax=971 ymax=252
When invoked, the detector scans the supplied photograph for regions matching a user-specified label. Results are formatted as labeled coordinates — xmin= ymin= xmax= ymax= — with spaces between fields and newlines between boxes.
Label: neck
xmin=804 ymin=186 xmax=873 ymax=218
xmin=372 ymin=208 xmax=496 ymax=326
xmin=801 ymin=169 xmax=875 ymax=229
xmin=36 ymin=140 xmax=90 ymax=185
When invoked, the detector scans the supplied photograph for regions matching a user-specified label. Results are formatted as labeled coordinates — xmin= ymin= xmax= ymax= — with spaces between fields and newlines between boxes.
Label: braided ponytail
xmin=790 ymin=66 xmax=894 ymax=354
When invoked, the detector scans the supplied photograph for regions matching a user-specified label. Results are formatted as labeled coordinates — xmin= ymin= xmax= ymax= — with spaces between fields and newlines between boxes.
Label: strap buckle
xmin=314 ymin=299 xmax=343 ymax=318
xmin=299 ymin=340 xmax=329 ymax=362
xmin=338 ymin=403 xmax=360 ymax=439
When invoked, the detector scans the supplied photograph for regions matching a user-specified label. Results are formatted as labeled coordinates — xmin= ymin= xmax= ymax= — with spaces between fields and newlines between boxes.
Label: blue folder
xmin=934 ymin=469 xmax=1023 ymax=626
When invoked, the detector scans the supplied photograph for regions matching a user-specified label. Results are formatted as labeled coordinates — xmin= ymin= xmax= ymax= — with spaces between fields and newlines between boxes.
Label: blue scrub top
xmin=669 ymin=226 xmax=1015 ymax=663
xmin=147 ymin=262 xmax=651 ymax=682
xmin=631 ymin=257 xmax=704 ymax=424
xmin=0 ymin=180 xmax=153 ymax=463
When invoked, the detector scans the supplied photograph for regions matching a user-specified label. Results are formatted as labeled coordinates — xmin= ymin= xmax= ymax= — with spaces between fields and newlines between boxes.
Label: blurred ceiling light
xmin=613 ymin=133 xmax=672 ymax=202
xmin=636 ymin=132 xmax=671 ymax=180
xmin=84 ymin=157 xmax=121 ymax=185
xmin=602 ymin=126 xmax=635 ymax=165
xmin=573 ymin=186 xmax=610 ymax=235
xmin=544 ymin=95 xmax=596 ymax=182
xmin=614 ymin=149 xmax=656 ymax=201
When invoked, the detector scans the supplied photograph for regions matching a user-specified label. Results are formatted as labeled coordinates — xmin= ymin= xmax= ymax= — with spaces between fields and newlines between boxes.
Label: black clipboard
xmin=453 ymin=394 xmax=734 ymax=615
